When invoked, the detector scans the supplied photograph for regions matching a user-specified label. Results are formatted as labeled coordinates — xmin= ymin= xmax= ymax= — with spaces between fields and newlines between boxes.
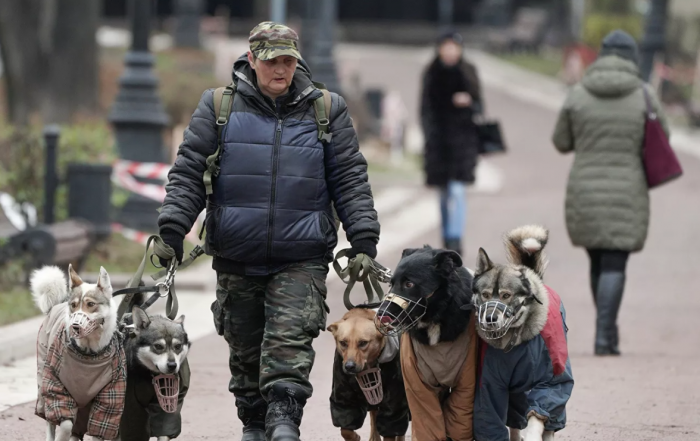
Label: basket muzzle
xmin=356 ymin=367 xmax=383 ymax=405
xmin=476 ymin=300 xmax=521 ymax=340
xmin=153 ymin=374 xmax=179 ymax=413
xmin=374 ymin=293 xmax=427 ymax=336
xmin=68 ymin=311 xmax=101 ymax=339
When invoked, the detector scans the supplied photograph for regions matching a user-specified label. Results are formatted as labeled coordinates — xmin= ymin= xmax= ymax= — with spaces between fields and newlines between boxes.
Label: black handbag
xmin=476 ymin=119 xmax=507 ymax=155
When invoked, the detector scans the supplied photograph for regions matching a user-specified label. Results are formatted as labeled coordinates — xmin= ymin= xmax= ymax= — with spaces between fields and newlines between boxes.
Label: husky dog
xmin=117 ymin=304 xmax=190 ymax=441
xmin=470 ymin=225 xmax=574 ymax=441
xmin=31 ymin=265 xmax=125 ymax=441
xmin=374 ymin=247 xmax=479 ymax=441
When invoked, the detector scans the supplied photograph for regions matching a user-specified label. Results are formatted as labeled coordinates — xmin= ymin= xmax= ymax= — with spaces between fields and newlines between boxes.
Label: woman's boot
xmin=235 ymin=396 xmax=267 ymax=441
xmin=594 ymin=271 xmax=624 ymax=356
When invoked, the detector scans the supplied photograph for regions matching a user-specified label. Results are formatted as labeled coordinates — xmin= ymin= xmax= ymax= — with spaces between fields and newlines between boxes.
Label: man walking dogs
xmin=156 ymin=22 xmax=380 ymax=441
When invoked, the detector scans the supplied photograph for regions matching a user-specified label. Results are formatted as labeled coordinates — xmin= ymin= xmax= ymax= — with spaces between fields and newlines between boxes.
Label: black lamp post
xmin=302 ymin=0 xmax=340 ymax=93
xmin=108 ymin=0 xmax=169 ymax=232
xmin=174 ymin=0 xmax=203 ymax=48
xmin=639 ymin=0 xmax=669 ymax=82
xmin=438 ymin=0 xmax=454 ymax=31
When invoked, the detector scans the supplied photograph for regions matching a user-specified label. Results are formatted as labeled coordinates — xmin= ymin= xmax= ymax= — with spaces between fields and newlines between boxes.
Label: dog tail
xmin=504 ymin=225 xmax=549 ymax=278
xmin=30 ymin=266 xmax=69 ymax=314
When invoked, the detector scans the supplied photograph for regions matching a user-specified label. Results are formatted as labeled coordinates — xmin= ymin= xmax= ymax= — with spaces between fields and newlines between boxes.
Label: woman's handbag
xmin=475 ymin=117 xmax=507 ymax=155
xmin=641 ymin=86 xmax=682 ymax=188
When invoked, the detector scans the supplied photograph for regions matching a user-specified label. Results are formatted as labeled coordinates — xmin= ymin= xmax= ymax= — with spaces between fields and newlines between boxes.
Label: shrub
xmin=583 ymin=13 xmax=644 ymax=50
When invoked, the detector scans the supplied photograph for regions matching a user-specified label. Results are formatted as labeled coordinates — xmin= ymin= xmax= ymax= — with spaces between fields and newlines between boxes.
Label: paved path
xmin=2 ymin=43 xmax=700 ymax=441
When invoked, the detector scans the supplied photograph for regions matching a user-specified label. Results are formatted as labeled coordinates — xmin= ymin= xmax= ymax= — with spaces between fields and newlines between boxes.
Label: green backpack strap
xmin=313 ymin=86 xmax=333 ymax=144
xmin=203 ymin=82 xmax=236 ymax=196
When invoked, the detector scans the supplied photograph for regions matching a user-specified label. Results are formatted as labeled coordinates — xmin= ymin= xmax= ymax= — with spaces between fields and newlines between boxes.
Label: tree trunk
xmin=0 ymin=0 xmax=99 ymax=125
xmin=0 ymin=0 xmax=46 ymax=125
xmin=43 ymin=0 xmax=100 ymax=123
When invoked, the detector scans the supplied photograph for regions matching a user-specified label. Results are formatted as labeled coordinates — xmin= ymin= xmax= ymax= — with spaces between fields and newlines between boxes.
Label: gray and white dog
xmin=117 ymin=303 xmax=190 ymax=441
xmin=471 ymin=225 xmax=574 ymax=441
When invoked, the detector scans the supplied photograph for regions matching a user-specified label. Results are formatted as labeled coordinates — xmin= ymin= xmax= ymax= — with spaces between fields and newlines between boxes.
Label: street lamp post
xmin=639 ymin=0 xmax=669 ymax=82
xmin=438 ymin=0 xmax=454 ymax=31
xmin=108 ymin=0 xmax=170 ymax=232
xmin=302 ymin=0 xmax=340 ymax=93
xmin=174 ymin=0 xmax=203 ymax=48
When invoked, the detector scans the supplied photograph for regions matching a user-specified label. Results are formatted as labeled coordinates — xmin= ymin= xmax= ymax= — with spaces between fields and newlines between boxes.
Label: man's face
xmin=248 ymin=52 xmax=298 ymax=99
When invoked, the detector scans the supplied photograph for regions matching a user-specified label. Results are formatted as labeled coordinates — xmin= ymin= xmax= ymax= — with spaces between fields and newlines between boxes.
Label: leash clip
xmin=156 ymin=260 xmax=178 ymax=297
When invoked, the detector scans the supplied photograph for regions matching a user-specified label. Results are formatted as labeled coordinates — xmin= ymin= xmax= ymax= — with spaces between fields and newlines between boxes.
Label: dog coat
xmin=330 ymin=335 xmax=410 ymax=437
xmin=35 ymin=303 xmax=127 ymax=440
xmin=401 ymin=318 xmax=478 ymax=441
xmin=473 ymin=286 xmax=574 ymax=441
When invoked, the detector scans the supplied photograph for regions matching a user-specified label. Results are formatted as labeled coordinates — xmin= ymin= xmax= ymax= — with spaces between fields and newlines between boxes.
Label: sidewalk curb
xmin=0 ymin=265 xmax=213 ymax=366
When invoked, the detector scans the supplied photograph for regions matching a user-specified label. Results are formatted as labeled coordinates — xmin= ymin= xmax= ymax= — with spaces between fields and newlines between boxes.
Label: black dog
xmin=374 ymin=246 xmax=479 ymax=441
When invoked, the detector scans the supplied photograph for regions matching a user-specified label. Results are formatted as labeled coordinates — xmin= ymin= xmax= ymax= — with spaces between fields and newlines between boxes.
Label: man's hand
xmin=453 ymin=92 xmax=472 ymax=108
xmin=346 ymin=238 xmax=378 ymax=259
xmin=158 ymin=231 xmax=184 ymax=268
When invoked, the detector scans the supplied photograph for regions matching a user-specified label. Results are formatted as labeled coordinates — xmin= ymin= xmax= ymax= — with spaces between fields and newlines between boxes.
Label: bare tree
xmin=0 ymin=0 xmax=99 ymax=125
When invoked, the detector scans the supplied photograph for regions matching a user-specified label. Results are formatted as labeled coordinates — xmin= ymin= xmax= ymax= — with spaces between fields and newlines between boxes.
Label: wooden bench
xmin=0 ymin=201 xmax=95 ymax=278
xmin=487 ymin=7 xmax=550 ymax=54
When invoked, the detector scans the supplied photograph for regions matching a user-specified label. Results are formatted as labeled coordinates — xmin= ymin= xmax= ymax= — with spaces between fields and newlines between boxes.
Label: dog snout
xmin=484 ymin=312 xmax=500 ymax=323
xmin=166 ymin=361 xmax=178 ymax=372
xmin=344 ymin=361 xmax=358 ymax=374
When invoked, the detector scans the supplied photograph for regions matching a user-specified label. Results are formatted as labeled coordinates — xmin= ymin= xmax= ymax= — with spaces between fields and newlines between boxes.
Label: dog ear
xmin=68 ymin=264 xmax=83 ymax=289
xmin=475 ymin=248 xmax=494 ymax=276
xmin=173 ymin=315 xmax=186 ymax=326
xmin=96 ymin=266 xmax=111 ymax=290
xmin=326 ymin=322 xmax=338 ymax=334
xmin=434 ymin=250 xmax=462 ymax=276
xmin=131 ymin=305 xmax=151 ymax=331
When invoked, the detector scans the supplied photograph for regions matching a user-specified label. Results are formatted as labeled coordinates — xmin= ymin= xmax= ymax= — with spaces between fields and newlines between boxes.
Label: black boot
xmin=594 ymin=271 xmax=625 ymax=356
xmin=265 ymin=383 xmax=307 ymax=441
xmin=236 ymin=396 xmax=267 ymax=441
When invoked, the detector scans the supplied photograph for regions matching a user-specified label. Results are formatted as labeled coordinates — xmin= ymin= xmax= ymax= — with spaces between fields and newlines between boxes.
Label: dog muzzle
xmin=476 ymin=300 xmax=522 ymax=340
xmin=356 ymin=367 xmax=383 ymax=405
xmin=374 ymin=293 xmax=427 ymax=336
xmin=68 ymin=312 xmax=101 ymax=339
xmin=153 ymin=374 xmax=179 ymax=413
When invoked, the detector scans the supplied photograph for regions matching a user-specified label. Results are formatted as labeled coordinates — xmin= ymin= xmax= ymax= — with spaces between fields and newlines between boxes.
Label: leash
xmin=113 ymin=234 xmax=204 ymax=321
xmin=332 ymin=249 xmax=392 ymax=310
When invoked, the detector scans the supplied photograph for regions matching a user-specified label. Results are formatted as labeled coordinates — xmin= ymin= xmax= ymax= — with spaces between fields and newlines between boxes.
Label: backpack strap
xmin=313 ymin=87 xmax=333 ymax=144
xmin=203 ymin=82 xmax=236 ymax=196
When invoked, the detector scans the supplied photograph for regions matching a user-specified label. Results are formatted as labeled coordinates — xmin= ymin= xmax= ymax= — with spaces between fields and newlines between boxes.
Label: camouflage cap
xmin=249 ymin=21 xmax=301 ymax=61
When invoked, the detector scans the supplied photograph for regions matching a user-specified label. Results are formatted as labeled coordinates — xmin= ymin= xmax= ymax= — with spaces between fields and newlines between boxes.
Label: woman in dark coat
xmin=420 ymin=31 xmax=483 ymax=255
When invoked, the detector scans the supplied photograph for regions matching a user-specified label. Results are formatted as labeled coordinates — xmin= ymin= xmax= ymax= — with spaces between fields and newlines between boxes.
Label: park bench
xmin=0 ymin=194 xmax=95 ymax=281
xmin=487 ymin=7 xmax=550 ymax=54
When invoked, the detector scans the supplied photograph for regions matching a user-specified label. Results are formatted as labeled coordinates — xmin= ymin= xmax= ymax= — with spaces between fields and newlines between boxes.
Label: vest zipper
xmin=267 ymin=118 xmax=284 ymax=267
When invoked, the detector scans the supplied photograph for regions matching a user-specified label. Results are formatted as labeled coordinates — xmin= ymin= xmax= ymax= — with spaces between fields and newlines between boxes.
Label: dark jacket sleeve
xmin=324 ymin=93 xmax=380 ymax=244
xmin=157 ymin=89 xmax=218 ymax=237
xmin=461 ymin=61 xmax=484 ymax=115
xmin=419 ymin=68 xmax=432 ymax=138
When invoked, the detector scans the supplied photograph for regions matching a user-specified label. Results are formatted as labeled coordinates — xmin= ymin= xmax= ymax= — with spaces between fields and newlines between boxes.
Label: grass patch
xmin=0 ymin=287 xmax=39 ymax=326
xmin=83 ymin=233 xmax=208 ymax=276
xmin=495 ymin=50 xmax=563 ymax=78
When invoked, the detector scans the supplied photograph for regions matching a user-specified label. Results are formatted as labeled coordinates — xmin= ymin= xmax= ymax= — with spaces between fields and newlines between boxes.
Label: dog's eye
xmin=174 ymin=344 xmax=182 ymax=351
xmin=339 ymin=341 xmax=348 ymax=348
xmin=404 ymin=281 xmax=414 ymax=289
xmin=87 ymin=302 xmax=96 ymax=308
xmin=358 ymin=340 xmax=369 ymax=348
xmin=71 ymin=302 xmax=78 ymax=309
xmin=501 ymin=293 xmax=511 ymax=300
xmin=481 ymin=292 xmax=490 ymax=299
xmin=153 ymin=344 xmax=165 ymax=351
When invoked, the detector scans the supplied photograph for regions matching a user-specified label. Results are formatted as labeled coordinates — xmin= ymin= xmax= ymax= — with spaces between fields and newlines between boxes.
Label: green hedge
xmin=0 ymin=120 xmax=117 ymax=222
xmin=583 ymin=14 xmax=643 ymax=50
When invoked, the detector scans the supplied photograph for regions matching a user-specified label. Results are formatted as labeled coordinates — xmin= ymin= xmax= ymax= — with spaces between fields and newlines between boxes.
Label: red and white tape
xmin=111 ymin=160 xmax=206 ymax=246
xmin=112 ymin=160 xmax=168 ymax=203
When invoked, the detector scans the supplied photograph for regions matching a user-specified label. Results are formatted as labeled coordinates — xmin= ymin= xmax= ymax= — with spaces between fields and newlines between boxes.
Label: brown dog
xmin=327 ymin=308 xmax=409 ymax=441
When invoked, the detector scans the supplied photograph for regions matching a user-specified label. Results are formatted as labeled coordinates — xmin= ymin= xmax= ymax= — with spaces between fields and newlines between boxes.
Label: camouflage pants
xmin=212 ymin=263 xmax=329 ymax=400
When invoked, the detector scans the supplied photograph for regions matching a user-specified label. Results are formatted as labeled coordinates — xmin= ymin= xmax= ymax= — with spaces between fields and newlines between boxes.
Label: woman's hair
xmin=436 ymin=30 xmax=464 ymax=47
